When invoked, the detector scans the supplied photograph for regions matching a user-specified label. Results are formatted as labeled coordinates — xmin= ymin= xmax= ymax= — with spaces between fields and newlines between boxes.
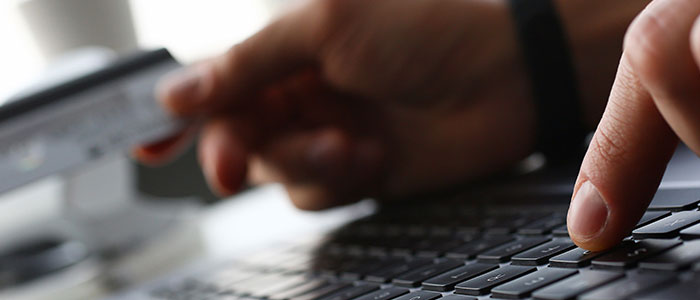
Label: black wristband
xmin=509 ymin=0 xmax=587 ymax=162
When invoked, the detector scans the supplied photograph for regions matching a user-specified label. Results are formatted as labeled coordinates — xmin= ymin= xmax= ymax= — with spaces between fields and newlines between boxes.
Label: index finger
xmin=567 ymin=54 xmax=678 ymax=251
xmin=158 ymin=1 xmax=324 ymax=116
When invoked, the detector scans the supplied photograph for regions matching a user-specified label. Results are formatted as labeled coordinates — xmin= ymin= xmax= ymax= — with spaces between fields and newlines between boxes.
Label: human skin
xmin=567 ymin=0 xmax=700 ymax=251
xmin=135 ymin=0 xmax=650 ymax=250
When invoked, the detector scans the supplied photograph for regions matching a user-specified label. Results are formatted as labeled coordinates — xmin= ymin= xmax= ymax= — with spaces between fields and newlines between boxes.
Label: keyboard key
xmin=269 ymin=279 xmax=328 ymax=300
xmin=440 ymin=295 xmax=476 ymax=300
xmin=413 ymin=239 xmax=465 ymax=258
xmin=316 ymin=284 xmax=379 ymax=300
xmin=511 ymin=239 xmax=576 ymax=266
xmin=633 ymin=211 xmax=700 ymax=239
xmin=592 ymin=239 xmax=680 ymax=269
xmin=342 ymin=257 xmax=405 ymax=279
xmin=634 ymin=277 xmax=700 ymax=300
xmin=548 ymin=247 xmax=606 ymax=268
xmin=445 ymin=236 xmax=514 ymax=259
xmin=482 ymin=213 xmax=550 ymax=235
xmin=477 ymin=237 xmax=550 ymax=263
xmin=365 ymin=258 xmax=432 ymax=283
xmin=490 ymin=268 xmax=578 ymax=299
xmin=391 ymin=291 xmax=442 ymax=300
xmin=518 ymin=214 xmax=565 ymax=235
xmin=421 ymin=263 xmax=498 ymax=291
xmin=680 ymin=223 xmax=700 ymax=239
xmin=531 ymin=270 xmax=624 ymax=300
xmin=454 ymin=265 xmax=536 ymax=296
xmin=578 ymin=273 xmax=675 ymax=300
xmin=647 ymin=188 xmax=700 ymax=211
xmin=392 ymin=259 xmax=463 ymax=287
xmin=551 ymin=225 xmax=568 ymax=236
xmin=291 ymin=282 xmax=353 ymax=300
xmin=639 ymin=240 xmax=700 ymax=270
xmin=352 ymin=287 xmax=408 ymax=300
xmin=636 ymin=211 xmax=671 ymax=228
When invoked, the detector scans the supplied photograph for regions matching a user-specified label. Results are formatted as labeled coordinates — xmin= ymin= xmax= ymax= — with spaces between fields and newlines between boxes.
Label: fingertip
xmin=131 ymin=127 xmax=195 ymax=166
xmin=131 ymin=146 xmax=163 ymax=166
xmin=285 ymin=184 xmax=354 ymax=211
xmin=567 ymin=181 xmax=609 ymax=242
xmin=198 ymin=120 xmax=249 ymax=197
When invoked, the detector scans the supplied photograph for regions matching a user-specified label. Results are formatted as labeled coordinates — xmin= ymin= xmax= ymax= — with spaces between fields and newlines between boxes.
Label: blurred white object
xmin=18 ymin=0 xmax=138 ymax=60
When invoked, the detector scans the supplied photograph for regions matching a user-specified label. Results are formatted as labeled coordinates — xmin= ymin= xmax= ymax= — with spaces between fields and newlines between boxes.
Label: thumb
xmin=567 ymin=54 xmax=678 ymax=251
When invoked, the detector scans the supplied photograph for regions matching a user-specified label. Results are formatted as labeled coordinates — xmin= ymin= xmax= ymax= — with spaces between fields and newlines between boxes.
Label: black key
xmin=549 ymin=247 xmax=606 ymax=268
xmin=511 ymin=240 xmax=576 ymax=266
xmin=391 ymin=291 xmax=442 ymax=300
xmin=636 ymin=211 xmax=672 ymax=228
xmin=592 ymin=239 xmax=680 ymax=269
xmin=634 ymin=277 xmax=700 ymax=300
xmin=482 ymin=213 xmax=548 ymax=235
xmin=647 ymin=188 xmax=700 ymax=211
xmin=421 ymin=263 xmax=498 ymax=291
xmin=579 ymin=273 xmax=675 ymax=300
xmin=269 ymin=279 xmax=328 ymax=300
xmin=352 ymin=287 xmax=408 ymax=300
xmin=316 ymin=284 xmax=379 ymax=300
xmin=365 ymin=258 xmax=432 ymax=283
xmin=291 ymin=282 xmax=353 ymax=300
xmin=445 ymin=236 xmax=514 ymax=259
xmin=342 ymin=257 xmax=404 ymax=279
xmin=680 ymin=223 xmax=700 ymax=239
xmin=413 ymin=239 xmax=465 ymax=258
xmin=531 ymin=270 xmax=624 ymax=300
xmin=518 ymin=215 xmax=565 ymax=235
xmin=392 ymin=259 xmax=463 ymax=287
xmin=440 ymin=295 xmax=476 ymax=300
xmin=639 ymin=240 xmax=700 ymax=270
xmin=454 ymin=265 xmax=536 ymax=296
xmin=633 ymin=211 xmax=700 ymax=239
xmin=551 ymin=225 xmax=569 ymax=237
xmin=477 ymin=237 xmax=550 ymax=263
xmin=490 ymin=268 xmax=578 ymax=299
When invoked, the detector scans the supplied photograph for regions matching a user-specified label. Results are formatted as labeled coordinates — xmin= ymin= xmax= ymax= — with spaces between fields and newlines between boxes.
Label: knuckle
xmin=312 ymin=0 xmax=347 ymax=32
xmin=624 ymin=11 xmax=667 ymax=72
xmin=223 ymin=43 xmax=250 ymax=73
xmin=589 ymin=122 xmax=630 ymax=168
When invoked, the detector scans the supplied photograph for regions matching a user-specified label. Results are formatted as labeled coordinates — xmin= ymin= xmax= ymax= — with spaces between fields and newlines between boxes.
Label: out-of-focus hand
xmin=134 ymin=0 xmax=537 ymax=209
xmin=567 ymin=0 xmax=700 ymax=251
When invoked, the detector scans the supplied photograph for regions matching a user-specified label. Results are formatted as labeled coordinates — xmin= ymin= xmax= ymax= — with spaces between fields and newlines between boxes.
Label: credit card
xmin=0 ymin=49 xmax=185 ymax=194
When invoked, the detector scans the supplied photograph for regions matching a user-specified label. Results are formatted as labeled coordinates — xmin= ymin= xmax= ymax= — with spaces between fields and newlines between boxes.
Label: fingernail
xmin=568 ymin=181 xmax=609 ymax=240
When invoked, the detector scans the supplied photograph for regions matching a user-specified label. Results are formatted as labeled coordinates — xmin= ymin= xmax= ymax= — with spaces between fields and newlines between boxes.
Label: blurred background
xmin=0 ymin=0 xmax=287 ymax=103
xmin=0 ymin=1 xmax=373 ymax=300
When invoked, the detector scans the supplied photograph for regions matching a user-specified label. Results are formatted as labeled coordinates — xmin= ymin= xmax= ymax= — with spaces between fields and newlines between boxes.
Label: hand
xmin=567 ymin=0 xmax=700 ymax=251
xmin=134 ymin=0 xmax=537 ymax=209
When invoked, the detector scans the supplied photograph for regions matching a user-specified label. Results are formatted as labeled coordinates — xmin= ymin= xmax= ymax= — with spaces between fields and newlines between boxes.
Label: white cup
xmin=18 ymin=0 xmax=138 ymax=61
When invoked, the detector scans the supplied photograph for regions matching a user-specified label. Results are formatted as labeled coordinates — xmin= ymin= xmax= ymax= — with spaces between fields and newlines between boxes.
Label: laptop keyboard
xmin=148 ymin=188 xmax=700 ymax=300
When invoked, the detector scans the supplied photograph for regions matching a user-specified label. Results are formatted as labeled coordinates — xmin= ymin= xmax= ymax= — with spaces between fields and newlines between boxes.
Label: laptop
xmin=4 ymin=49 xmax=700 ymax=300
xmin=108 ymin=145 xmax=700 ymax=300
